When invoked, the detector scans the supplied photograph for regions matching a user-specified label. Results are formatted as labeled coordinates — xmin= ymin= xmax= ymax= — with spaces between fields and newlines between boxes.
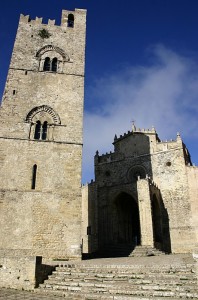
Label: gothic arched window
xmin=68 ymin=14 xmax=74 ymax=28
xmin=34 ymin=121 xmax=41 ymax=140
xmin=43 ymin=57 xmax=50 ymax=71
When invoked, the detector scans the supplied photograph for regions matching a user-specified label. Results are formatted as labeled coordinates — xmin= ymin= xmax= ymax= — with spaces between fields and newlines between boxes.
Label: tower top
xmin=19 ymin=8 xmax=86 ymax=27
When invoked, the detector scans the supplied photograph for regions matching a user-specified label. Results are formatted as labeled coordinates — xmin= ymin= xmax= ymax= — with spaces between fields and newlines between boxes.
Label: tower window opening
xmin=34 ymin=121 xmax=41 ymax=140
xmin=34 ymin=120 xmax=48 ymax=140
xmin=25 ymin=71 xmax=28 ymax=75
xmin=31 ymin=164 xmax=37 ymax=190
xmin=68 ymin=14 xmax=74 ymax=28
xmin=43 ymin=57 xmax=50 ymax=71
xmin=13 ymin=90 xmax=16 ymax=95
xmin=42 ymin=121 xmax=48 ymax=140
xmin=52 ymin=58 xmax=57 ymax=72
xmin=43 ymin=57 xmax=58 ymax=72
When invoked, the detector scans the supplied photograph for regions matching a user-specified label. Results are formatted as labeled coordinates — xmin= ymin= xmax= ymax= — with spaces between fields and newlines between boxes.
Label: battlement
xmin=114 ymin=125 xmax=158 ymax=144
xmin=95 ymin=150 xmax=120 ymax=164
xmin=132 ymin=125 xmax=156 ymax=134
xmin=20 ymin=14 xmax=55 ymax=26
xmin=19 ymin=8 xmax=86 ymax=27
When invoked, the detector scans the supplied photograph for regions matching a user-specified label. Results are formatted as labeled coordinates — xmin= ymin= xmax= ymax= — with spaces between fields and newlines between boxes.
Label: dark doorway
xmin=113 ymin=193 xmax=141 ymax=246
xmin=98 ymin=192 xmax=140 ymax=257
xmin=151 ymin=195 xmax=163 ymax=250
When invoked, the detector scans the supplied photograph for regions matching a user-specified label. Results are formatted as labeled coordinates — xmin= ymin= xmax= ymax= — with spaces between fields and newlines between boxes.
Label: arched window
xmin=43 ymin=57 xmax=50 ymax=71
xmin=52 ymin=58 xmax=57 ymax=72
xmin=34 ymin=121 xmax=48 ymax=140
xmin=26 ymin=105 xmax=61 ymax=141
xmin=42 ymin=121 xmax=48 ymax=140
xmin=43 ymin=57 xmax=58 ymax=72
xmin=68 ymin=14 xmax=74 ymax=28
xmin=31 ymin=164 xmax=37 ymax=190
xmin=34 ymin=121 xmax=41 ymax=140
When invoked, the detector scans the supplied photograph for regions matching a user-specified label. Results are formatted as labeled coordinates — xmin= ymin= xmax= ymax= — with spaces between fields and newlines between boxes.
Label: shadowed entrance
xmin=113 ymin=193 xmax=141 ymax=246
xmin=151 ymin=195 xmax=163 ymax=250
xmin=98 ymin=192 xmax=141 ymax=257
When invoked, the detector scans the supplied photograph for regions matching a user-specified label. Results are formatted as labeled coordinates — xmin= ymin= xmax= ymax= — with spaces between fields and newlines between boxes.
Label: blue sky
xmin=1 ymin=0 xmax=198 ymax=183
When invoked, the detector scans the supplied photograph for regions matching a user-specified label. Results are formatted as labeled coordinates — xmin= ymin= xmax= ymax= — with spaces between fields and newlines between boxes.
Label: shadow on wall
xmin=35 ymin=256 xmax=56 ymax=287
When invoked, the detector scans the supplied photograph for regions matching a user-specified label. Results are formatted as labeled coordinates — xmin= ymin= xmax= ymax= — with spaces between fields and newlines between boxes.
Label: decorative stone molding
xmin=36 ymin=45 xmax=69 ymax=62
xmin=26 ymin=105 xmax=61 ymax=124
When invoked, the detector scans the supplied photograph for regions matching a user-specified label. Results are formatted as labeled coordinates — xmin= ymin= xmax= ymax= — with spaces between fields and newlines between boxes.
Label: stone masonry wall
xmin=0 ymin=255 xmax=36 ymax=290
xmin=151 ymin=145 xmax=196 ymax=253
xmin=186 ymin=166 xmax=198 ymax=251
xmin=92 ymin=128 xmax=197 ymax=255
xmin=0 ymin=9 xmax=86 ymax=260
xmin=82 ymin=183 xmax=98 ymax=255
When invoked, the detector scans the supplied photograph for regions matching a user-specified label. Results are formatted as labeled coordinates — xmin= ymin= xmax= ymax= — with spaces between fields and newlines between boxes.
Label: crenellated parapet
xmin=114 ymin=125 xmax=159 ymax=144
xmin=19 ymin=8 xmax=86 ymax=28
xmin=94 ymin=150 xmax=123 ymax=165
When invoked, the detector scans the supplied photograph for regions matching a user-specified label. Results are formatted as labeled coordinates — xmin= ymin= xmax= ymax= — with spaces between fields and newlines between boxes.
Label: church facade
xmin=82 ymin=125 xmax=198 ymax=256
xmin=0 ymin=8 xmax=198 ymax=263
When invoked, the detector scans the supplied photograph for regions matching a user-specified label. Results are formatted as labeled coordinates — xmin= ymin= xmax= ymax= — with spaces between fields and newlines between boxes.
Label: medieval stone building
xmin=0 ymin=7 xmax=198 ymax=270
xmin=82 ymin=125 xmax=198 ymax=257
xmin=0 ymin=9 xmax=86 ymax=261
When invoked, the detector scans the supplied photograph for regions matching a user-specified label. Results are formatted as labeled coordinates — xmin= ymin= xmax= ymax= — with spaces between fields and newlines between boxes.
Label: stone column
xmin=137 ymin=178 xmax=154 ymax=247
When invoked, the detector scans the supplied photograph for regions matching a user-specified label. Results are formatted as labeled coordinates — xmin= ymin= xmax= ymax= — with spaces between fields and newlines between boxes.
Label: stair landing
xmin=38 ymin=254 xmax=198 ymax=299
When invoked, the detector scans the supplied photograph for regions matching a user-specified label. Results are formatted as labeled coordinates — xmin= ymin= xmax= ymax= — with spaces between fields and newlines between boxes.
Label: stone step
xmin=56 ymin=263 xmax=195 ymax=270
xmin=39 ymin=287 xmax=198 ymax=299
xmin=47 ymin=274 xmax=197 ymax=285
xmin=40 ymin=280 xmax=198 ymax=292
xmin=50 ymin=270 xmax=196 ymax=279
xmin=54 ymin=268 xmax=195 ymax=276
xmin=39 ymin=255 xmax=198 ymax=299
xmin=129 ymin=246 xmax=166 ymax=257
xmin=39 ymin=288 xmax=195 ymax=300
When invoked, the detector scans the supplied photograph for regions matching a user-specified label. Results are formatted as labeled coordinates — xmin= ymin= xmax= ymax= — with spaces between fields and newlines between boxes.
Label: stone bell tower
xmin=0 ymin=9 xmax=86 ymax=260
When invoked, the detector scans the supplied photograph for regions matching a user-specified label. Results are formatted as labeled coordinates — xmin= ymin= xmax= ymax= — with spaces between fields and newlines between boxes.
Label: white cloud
xmin=82 ymin=45 xmax=198 ymax=183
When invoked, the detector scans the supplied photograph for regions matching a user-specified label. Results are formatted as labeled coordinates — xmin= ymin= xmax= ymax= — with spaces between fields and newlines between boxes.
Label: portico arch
xmin=98 ymin=192 xmax=142 ymax=257
xmin=151 ymin=194 xmax=163 ymax=250
xmin=112 ymin=192 xmax=141 ymax=246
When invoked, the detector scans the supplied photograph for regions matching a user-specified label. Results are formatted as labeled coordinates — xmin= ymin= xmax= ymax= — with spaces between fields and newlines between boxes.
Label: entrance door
xmin=151 ymin=195 xmax=163 ymax=250
xmin=112 ymin=192 xmax=141 ymax=246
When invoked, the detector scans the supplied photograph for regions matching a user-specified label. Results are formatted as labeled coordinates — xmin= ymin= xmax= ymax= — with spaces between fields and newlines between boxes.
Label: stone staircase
xmin=38 ymin=255 xmax=198 ymax=299
xmin=130 ymin=245 xmax=165 ymax=257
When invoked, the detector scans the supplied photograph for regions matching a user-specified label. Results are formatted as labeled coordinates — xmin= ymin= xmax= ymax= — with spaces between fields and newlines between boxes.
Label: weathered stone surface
xmin=39 ymin=255 xmax=198 ymax=299
xmin=0 ymin=9 xmax=86 ymax=261
xmin=82 ymin=127 xmax=198 ymax=256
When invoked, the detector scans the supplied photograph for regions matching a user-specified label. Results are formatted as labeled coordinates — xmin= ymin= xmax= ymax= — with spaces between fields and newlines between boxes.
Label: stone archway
xmin=112 ymin=193 xmax=141 ymax=246
xmin=151 ymin=195 xmax=163 ymax=250
xmin=98 ymin=192 xmax=141 ymax=257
